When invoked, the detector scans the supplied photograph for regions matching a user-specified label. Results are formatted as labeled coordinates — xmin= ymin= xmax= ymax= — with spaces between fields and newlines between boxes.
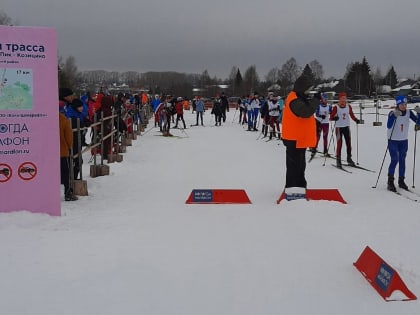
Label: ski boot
xmin=387 ymin=175 xmax=397 ymax=192
xmin=336 ymin=157 xmax=342 ymax=168
xmin=263 ymin=125 xmax=268 ymax=138
xmin=284 ymin=187 xmax=306 ymax=201
xmin=347 ymin=157 xmax=355 ymax=167
xmin=398 ymin=177 xmax=409 ymax=190
xmin=65 ymin=189 xmax=78 ymax=201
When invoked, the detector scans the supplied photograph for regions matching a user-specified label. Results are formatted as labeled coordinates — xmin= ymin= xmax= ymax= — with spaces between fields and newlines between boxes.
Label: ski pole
xmin=231 ymin=109 xmax=238 ymax=123
xmin=179 ymin=126 xmax=189 ymax=138
xmin=372 ymin=118 xmax=397 ymax=189
xmin=413 ymin=127 xmax=417 ymax=188
xmin=323 ymin=121 xmax=336 ymax=166
xmin=356 ymin=122 xmax=359 ymax=165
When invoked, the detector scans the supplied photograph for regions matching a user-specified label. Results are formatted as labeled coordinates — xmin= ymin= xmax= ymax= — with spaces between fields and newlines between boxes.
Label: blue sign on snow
xmin=192 ymin=189 xmax=213 ymax=202
xmin=375 ymin=262 xmax=395 ymax=292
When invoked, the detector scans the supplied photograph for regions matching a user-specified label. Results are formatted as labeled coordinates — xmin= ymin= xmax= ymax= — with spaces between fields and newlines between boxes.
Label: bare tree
xmin=308 ymin=60 xmax=324 ymax=82
xmin=228 ymin=66 xmax=238 ymax=95
xmin=279 ymin=58 xmax=300 ymax=95
xmin=265 ymin=67 xmax=280 ymax=85
xmin=243 ymin=65 xmax=259 ymax=94
xmin=0 ymin=10 xmax=13 ymax=25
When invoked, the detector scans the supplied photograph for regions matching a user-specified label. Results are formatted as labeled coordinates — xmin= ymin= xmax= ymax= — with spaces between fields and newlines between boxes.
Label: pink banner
xmin=0 ymin=26 xmax=60 ymax=216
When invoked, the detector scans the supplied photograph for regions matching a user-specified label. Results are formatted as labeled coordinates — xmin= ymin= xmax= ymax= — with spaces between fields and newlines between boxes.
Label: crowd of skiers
xmin=278 ymin=74 xmax=420 ymax=200
xmin=58 ymin=82 xmax=420 ymax=203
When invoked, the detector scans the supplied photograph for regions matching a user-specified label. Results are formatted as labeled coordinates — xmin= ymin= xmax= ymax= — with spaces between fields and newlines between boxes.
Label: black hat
xmin=59 ymin=87 xmax=74 ymax=99
xmin=293 ymin=75 xmax=313 ymax=94
xmin=70 ymin=98 xmax=84 ymax=110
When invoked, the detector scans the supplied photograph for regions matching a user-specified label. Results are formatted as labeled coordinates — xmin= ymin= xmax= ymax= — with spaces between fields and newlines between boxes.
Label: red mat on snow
xmin=277 ymin=189 xmax=347 ymax=204
xmin=354 ymin=246 xmax=417 ymax=301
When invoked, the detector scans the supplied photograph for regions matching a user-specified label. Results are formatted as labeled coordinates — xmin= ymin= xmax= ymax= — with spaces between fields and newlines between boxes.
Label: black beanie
xmin=293 ymin=75 xmax=313 ymax=94
xmin=59 ymin=87 xmax=74 ymax=99
xmin=70 ymin=98 xmax=84 ymax=110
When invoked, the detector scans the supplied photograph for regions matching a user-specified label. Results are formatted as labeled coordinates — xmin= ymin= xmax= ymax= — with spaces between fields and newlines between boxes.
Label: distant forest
xmin=0 ymin=9 xmax=400 ymax=98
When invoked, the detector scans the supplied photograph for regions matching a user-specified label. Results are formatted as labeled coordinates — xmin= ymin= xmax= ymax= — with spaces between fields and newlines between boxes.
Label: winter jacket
xmin=59 ymin=113 xmax=73 ymax=157
xmin=175 ymin=101 xmax=184 ymax=115
xmin=195 ymin=100 xmax=204 ymax=112
xmin=282 ymin=91 xmax=317 ymax=148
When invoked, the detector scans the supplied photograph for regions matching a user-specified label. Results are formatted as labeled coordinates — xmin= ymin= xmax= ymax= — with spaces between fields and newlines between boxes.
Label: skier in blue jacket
xmin=386 ymin=95 xmax=420 ymax=191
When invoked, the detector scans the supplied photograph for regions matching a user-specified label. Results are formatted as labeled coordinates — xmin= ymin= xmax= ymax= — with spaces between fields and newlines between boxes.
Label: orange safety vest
xmin=282 ymin=91 xmax=316 ymax=148
xmin=141 ymin=93 xmax=148 ymax=105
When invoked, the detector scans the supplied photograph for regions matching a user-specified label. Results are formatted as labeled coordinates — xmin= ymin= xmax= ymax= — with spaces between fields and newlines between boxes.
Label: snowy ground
xmin=1 ymin=101 xmax=420 ymax=314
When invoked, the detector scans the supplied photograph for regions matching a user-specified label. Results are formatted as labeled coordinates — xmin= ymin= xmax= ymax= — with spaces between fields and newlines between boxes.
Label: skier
xmin=174 ymin=97 xmax=186 ymax=129
xmin=238 ymin=96 xmax=247 ymax=125
xmin=260 ymin=95 xmax=270 ymax=137
xmin=311 ymin=93 xmax=332 ymax=157
xmin=162 ymin=95 xmax=174 ymax=136
xmin=386 ymin=95 xmax=420 ymax=191
xmin=151 ymin=94 xmax=163 ymax=128
xmin=246 ymin=95 xmax=254 ymax=130
xmin=211 ymin=95 xmax=223 ymax=126
xmin=251 ymin=92 xmax=260 ymax=131
xmin=330 ymin=92 xmax=361 ymax=167
xmin=267 ymin=94 xmax=281 ymax=139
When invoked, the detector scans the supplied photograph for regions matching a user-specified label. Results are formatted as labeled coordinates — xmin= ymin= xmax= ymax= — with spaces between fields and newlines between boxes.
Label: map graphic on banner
xmin=0 ymin=68 xmax=33 ymax=110
xmin=0 ymin=26 xmax=60 ymax=216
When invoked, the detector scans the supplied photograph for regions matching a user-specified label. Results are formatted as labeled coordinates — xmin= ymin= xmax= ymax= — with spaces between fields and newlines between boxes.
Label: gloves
xmin=415 ymin=124 xmax=420 ymax=131
xmin=394 ymin=109 xmax=402 ymax=117
xmin=332 ymin=116 xmax=339 ymax=121
xmin=414 ymin=106 xmax=420 ymax=113
xmin=320 ymin=114 xmax=326 ymax=120
xmin=355 ymin=119 xmax=361 ymax=124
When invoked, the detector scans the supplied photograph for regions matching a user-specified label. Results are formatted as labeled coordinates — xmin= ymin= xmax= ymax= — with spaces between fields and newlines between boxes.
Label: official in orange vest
xmin=282 ymin=75 xmax=320 ymax=200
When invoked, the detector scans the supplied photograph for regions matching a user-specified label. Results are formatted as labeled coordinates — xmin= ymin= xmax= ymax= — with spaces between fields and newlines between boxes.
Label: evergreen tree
xmin=301 ymin=64 xmax=315 ymax=83
xmin=58 ymin=56 xmax=79 ymax=90
xmin=234 ymin=69 xmax=243 ymax=96
xmin=344 ymin=57 xmax=375 ymax=96
xmin=383 ymin=66 xmax=398 ymax=88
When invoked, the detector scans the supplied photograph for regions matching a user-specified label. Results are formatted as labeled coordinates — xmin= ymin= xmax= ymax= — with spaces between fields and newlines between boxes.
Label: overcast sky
xmin=2 ymin=0 xmax=420 ymax=80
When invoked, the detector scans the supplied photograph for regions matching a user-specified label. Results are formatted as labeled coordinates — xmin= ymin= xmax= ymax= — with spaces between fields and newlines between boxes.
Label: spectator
xmin=66 ymin=98 xmax=91 ymax=180
xmin=59 ymin=104 xmax=77 ymax=201
xmin=220 ymin=92 xmax=229 ymax=122
xmin=193 ymin=96 xmax=205 ymax=126
xmin=281 ymin=75 xmax=319 ymax=200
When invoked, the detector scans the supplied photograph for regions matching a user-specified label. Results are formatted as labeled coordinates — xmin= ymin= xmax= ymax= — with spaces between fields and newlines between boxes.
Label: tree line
xmin=1 ymin=9 xmax=401 ymax=99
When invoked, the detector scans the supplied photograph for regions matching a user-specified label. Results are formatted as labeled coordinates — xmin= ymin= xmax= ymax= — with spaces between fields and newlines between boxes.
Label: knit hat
xmin=71 ymin=98 xmax=84 ymax=110
xmin=395 ymin=95 xmax=407 ymax=106
xmin=59 ymin=87 xmax=74 ymax=99
xmin=338 ymin=92 xmax=347 ymax=99
xmin=293 ymin=75 xmax=313 ymax=94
